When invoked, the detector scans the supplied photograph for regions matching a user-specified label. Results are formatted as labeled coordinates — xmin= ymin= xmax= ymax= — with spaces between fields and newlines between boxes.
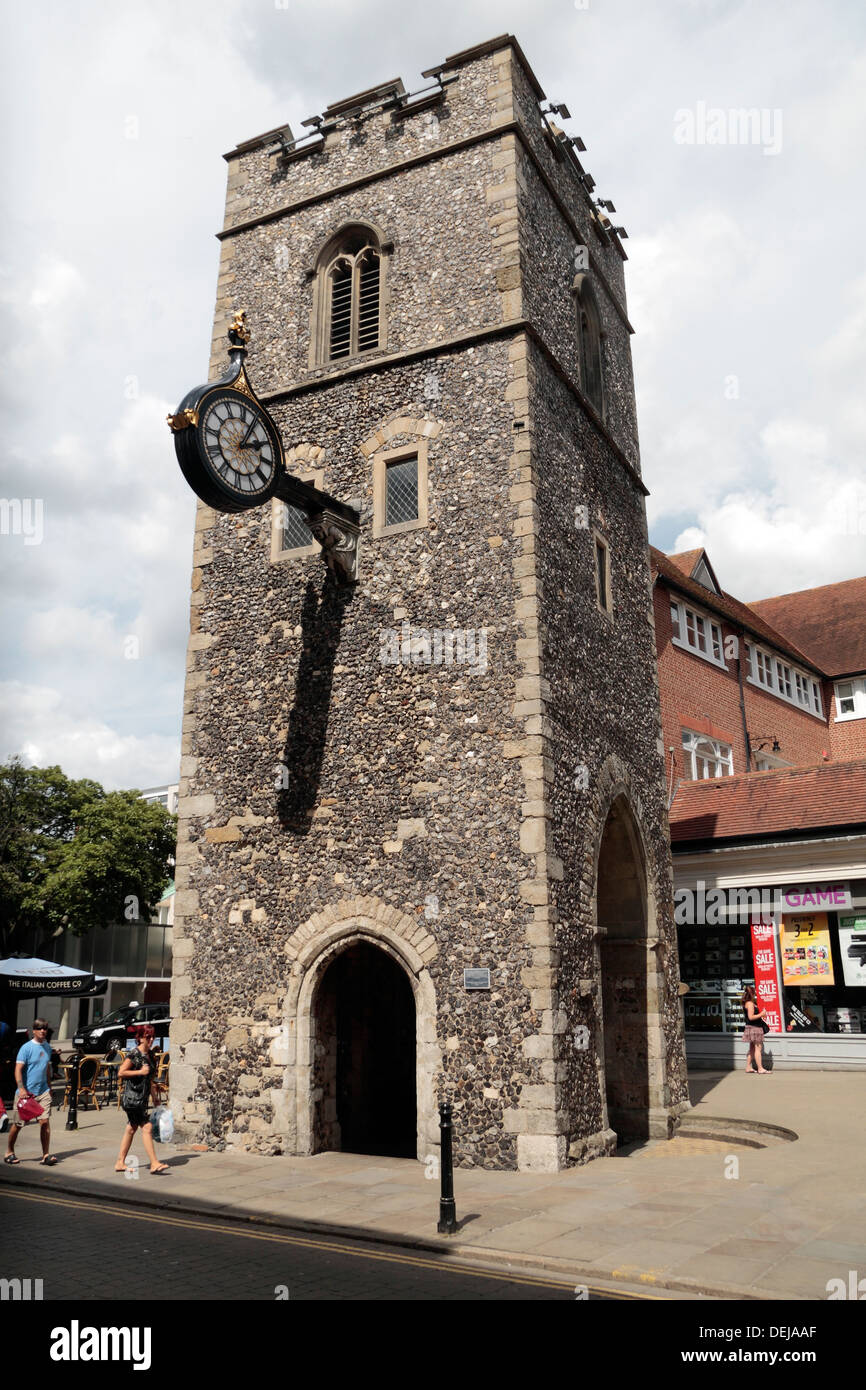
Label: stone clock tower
xmin=170 ymin=34 xmax=689 ymax=1170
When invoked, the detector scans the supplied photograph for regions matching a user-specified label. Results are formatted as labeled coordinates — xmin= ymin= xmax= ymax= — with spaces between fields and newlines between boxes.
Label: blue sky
xmin=1 ymin=0 xmax=865 ymax=788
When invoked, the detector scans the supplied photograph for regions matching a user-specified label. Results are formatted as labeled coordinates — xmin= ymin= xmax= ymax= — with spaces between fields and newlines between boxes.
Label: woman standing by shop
xmin=742 ymin=985 xmax=770 ymax=1073
xmin=114 ymin=1024 xmax=169 ymax=1175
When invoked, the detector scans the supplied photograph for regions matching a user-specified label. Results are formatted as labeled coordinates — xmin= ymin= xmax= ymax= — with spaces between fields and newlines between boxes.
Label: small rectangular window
xmin=271 ymin=471 xmax=324 ymax=563
xmin=776 ymin=661 xmax=793 ymax=699
xmin=835 ymin=678 xmax=865 ymax=719
xmin=372 ymin=444 xmax=429 ymax=539
xmin=672 ymin=599 xmax=726 ymax=667
xmin=282 ymin=503 xmax=311 ymax=552
xmin=385 ymin=456 xmax=419 ymax=528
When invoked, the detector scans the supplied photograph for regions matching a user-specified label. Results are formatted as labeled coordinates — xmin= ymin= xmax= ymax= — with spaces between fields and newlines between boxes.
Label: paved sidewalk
xmin=2 ymin=1070 xmax=863 ymax=1300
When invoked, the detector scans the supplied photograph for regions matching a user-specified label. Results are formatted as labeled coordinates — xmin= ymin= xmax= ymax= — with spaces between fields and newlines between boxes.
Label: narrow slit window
xmin=594 ymin=533 xmax=611 ymax=616
xmin=574 ymin=274 xmax=605 ymax=420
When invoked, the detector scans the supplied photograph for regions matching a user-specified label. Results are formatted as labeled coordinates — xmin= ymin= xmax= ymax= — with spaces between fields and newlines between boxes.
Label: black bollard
xmin=437 ymin=1101 xmax=457 ymax=1234
xmin=65 ymin=1050 xmax=81 ymax=1131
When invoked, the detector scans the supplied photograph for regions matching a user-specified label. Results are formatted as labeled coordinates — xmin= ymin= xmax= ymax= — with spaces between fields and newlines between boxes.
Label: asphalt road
xmin=0 ymin=1188 xmax=630 ymax=1301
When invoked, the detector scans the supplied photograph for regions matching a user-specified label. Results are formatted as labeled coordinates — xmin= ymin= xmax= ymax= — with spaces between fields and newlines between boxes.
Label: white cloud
xmin=0 ymin=683 xmax=179 ymax=789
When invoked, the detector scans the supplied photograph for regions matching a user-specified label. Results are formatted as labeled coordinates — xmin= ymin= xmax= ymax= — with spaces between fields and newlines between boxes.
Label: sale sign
xmin=779 ymin=913 xmax=834 ymax=987
xmin=750 ymin=916 xmax=783 ymax=1032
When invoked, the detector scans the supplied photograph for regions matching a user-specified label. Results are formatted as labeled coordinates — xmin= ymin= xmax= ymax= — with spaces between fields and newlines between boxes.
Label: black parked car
xmin=73 ymin=1003 xmax=170 ymax=1054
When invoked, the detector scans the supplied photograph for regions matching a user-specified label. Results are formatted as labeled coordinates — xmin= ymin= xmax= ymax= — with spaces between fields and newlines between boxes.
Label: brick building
xmin=652 ymin=548 xmax=830 ymax=793
xmin=750 ymin=576 xmax=866 ymax=763
xmin=169 ymin=35 xmax=690 ymax=1169
xmin=653 ymin=549 xmax=866 ymax=1065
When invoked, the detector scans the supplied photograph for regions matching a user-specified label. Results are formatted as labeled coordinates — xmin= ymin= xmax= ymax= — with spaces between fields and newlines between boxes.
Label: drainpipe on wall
xmin=737 ymin=626 xmax=752 ymax=772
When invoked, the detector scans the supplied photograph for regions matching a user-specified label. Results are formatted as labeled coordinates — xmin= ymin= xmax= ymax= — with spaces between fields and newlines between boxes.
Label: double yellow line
xmin=2 ymin=1187 xmax=657 ymax=1298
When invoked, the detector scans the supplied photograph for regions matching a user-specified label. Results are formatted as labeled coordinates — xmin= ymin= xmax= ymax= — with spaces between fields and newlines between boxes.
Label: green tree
xmin=0 ymin=757 xmax=176 ymax=957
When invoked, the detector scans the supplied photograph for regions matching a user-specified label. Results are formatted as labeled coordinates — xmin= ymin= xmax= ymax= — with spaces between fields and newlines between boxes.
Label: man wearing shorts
xmin=5 ymin=1019 xmax=57 ymax=1165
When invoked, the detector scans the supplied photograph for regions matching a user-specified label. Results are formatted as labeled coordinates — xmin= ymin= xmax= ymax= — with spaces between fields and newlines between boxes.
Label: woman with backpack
xmin=114 ymin=1024 xmax=169 ymax=1175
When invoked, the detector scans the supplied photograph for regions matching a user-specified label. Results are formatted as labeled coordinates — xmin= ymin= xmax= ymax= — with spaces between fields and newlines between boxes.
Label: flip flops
xmin=40 ymin=1155 xmax=58 ymax=1165
xmin=150 ymin=1163 xmax=170 ymax=1175
xmin=4 ymin=1154 xmax=20 ymax=1165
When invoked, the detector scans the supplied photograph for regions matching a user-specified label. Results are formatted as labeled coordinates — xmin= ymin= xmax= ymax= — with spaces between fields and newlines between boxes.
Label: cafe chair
xmin=76 ymin=1056 xmax=102 ymax=1111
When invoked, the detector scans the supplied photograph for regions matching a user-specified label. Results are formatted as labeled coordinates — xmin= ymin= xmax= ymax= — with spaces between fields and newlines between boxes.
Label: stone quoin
xmin=170 ymin=33 xmax=689 ymax=1171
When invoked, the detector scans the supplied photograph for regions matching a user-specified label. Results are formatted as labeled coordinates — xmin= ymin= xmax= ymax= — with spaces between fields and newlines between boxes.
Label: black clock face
xmin=199 ymin=391 xmax=278 ymax=501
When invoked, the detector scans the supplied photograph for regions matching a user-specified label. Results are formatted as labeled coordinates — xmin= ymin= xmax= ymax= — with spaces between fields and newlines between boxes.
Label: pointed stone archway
xmin=591 ymin=781 xmax=674 ymax=1145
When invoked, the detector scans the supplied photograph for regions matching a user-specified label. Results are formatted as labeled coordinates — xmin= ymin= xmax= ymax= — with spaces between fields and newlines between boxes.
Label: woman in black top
xmin=114 ymin=1024 xmax=169 ymax=1175
xmin=742 ymin=986 xmax=770 ymax=1073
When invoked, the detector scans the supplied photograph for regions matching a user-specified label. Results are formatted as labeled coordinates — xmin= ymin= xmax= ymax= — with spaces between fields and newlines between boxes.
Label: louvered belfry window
xmin=327 ymin=241 xmax=381 ymax=361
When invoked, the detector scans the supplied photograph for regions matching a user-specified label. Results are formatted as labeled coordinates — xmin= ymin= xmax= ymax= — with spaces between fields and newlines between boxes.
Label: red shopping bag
xmin=17 ymin=1095 xmax=44 ymax=1123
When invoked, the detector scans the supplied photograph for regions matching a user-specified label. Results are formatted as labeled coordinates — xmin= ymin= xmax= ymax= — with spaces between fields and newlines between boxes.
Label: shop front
xmin=678 ymin=884 xmax=866 ymax=1067
xmin=673 ymin=867 xmax=866 ymax=1069
xmin=669 ymin=757 xmax=866 ymax=1068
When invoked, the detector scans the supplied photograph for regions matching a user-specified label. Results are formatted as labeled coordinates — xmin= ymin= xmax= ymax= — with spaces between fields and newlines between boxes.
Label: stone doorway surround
xmin=591 ymin=785 xmax=680 ymax=1148
xmin=282 ymin=898 xmax=440 ymax=1161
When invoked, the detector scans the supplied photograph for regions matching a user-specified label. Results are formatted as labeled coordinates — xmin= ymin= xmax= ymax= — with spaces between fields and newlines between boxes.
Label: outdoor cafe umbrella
xmin=0 ymin=956 xmax=108 ymax=998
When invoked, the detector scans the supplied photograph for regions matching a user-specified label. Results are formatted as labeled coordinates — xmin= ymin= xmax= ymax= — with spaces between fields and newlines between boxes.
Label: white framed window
xmin=745 ymin=641 xmax=824 ymax=718
xmin=775 ymin=659 xmax=793 ymax=700
xmin=669 ymin=598 xmax=726 ymax=669
xmin=682 ymin=729 xmax=734 ymax=780
xmin=834 ymin=676 xmax=866 ymax=721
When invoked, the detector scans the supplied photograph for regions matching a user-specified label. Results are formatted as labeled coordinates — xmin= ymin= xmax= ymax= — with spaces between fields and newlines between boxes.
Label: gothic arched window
xmin=573 ymin=273 xmax=605 ymax=420
xmin=311 ymin=225 xmax=389 ymax=366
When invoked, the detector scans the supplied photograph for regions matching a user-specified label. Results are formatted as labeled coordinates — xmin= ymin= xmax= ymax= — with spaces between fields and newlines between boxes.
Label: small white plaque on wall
xmin=463 ymin=968 xmax=491 ymax=990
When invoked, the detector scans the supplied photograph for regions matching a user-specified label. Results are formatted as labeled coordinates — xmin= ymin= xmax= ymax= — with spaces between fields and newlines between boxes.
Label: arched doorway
xmin=596 ymin=796 xmax=651 ymax=1143
xmin=312 ymin=941 xmax=416 ymax=1158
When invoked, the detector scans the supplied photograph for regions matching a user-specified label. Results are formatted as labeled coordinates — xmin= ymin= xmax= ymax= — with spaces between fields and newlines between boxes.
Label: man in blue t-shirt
xmin=5 ymin=1019 xmax=57 ymax=1165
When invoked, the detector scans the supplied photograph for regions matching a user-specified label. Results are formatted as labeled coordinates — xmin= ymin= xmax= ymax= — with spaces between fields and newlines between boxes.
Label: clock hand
xmin=238 ymin=418 xmax=258 ymax=450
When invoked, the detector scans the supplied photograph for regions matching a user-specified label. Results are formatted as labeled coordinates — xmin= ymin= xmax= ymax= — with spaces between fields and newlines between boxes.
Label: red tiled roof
xmin=748 ymin=576 xmax=866 ymax=679
xmin=667 ymin=549 xmax=704 ymax=578
xmin=669 ymin=759 xmax=866 ymax=844
xmin=649 ymin=547 xmax=821 ymax=672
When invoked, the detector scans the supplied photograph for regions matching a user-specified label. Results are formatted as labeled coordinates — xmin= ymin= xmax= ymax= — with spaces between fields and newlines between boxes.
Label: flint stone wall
xmin=170 ymin=36 xmax=688 ymax=1166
